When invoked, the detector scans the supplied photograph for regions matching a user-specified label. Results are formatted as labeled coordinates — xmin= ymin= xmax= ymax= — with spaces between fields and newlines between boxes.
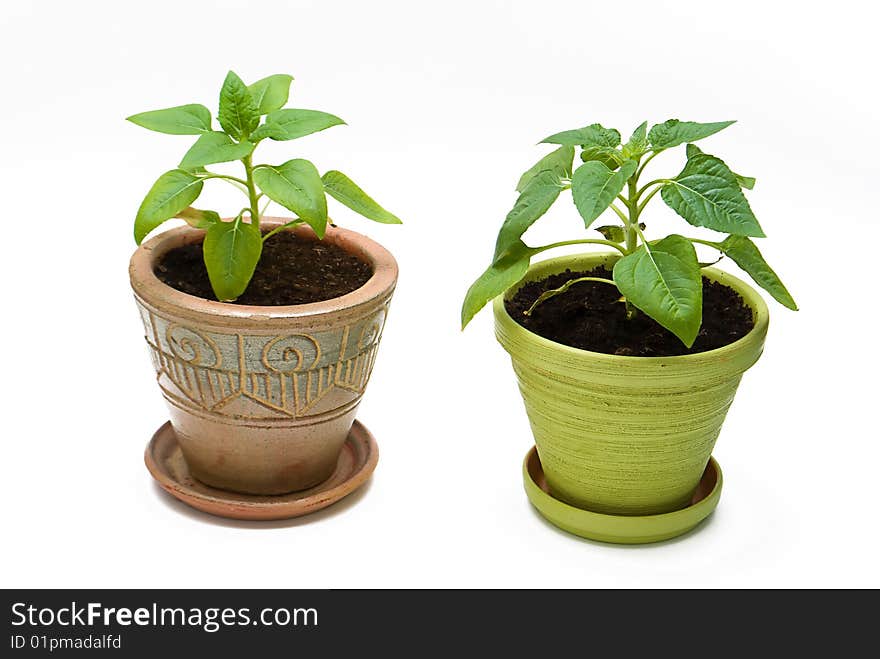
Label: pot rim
xmin=493 ymin=250 xmax=769 ymax=364
xmin=129 ymin=216 xmax=398 ymax=322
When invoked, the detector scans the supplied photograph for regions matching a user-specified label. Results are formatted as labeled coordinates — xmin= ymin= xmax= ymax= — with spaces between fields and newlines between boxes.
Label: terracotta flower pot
xmin=129 ymin=218 xmax=397 ymax=495
xmin=494 ymin=251 xmax=768 ymax=516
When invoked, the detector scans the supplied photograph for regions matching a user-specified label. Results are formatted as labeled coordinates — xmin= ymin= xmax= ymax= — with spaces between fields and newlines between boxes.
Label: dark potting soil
xmin=154 ymin=231 xmax=373 ymax=305
xmin=505 ymin=266 xmax=754 ymax=356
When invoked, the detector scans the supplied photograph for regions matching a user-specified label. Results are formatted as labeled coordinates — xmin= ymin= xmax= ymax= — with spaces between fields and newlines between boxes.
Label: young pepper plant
xmin=129 ymin=70 xmax=401 ymax=301
xmin=461 ymin=119 xmax=797 ymax=346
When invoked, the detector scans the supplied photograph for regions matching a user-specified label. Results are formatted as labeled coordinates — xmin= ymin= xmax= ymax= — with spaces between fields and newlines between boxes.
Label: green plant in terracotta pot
xmin=128 ymin=71 xmax=401 ymax=519
xmin=462 ymin=119 xmax=796 ymax=543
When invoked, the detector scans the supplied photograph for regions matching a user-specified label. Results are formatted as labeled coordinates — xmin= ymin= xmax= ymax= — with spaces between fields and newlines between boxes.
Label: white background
xmin=1 ymin=0 xmax=877 ymax=588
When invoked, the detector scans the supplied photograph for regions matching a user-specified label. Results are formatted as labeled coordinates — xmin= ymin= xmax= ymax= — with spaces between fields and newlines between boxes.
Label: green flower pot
xmin=494 ymin=252 xmax=768 ymax=516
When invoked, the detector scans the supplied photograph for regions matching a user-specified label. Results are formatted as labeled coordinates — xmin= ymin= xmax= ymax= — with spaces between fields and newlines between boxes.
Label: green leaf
xmin=134 ymin=170 xmax=203 ymax=244
xmin=179 ymin=131 xmax=255 ymax=170
xmin=735 ymin=172 xmax=756 ymax=190
xmin=579 ymin=145 xmax=624 ymax=169
xmin=126 ymin=104 xmax=212 ymax=135
xmin=716 ymin=235 xmax=797 ymax=310
xmin=661 ymin=150 xmax=765 ymax=237
xmin=571 ymin=159 xmax=637 ymax=228
xmin=516 ymin=146 xmax=574 ymax=193
xmin=541 ymin=123 xmax=621 ymax=148
xmin=613 ymin=235 xmax=703 ymax=347
xmin=621 ymin=121 xmax=648 ymax=160
xmin=248 ymin=74 xmax=294 ymax=114
xmin=322 ymin=170 xmax=401 ymax=224
xmin=251 ymin=109 xmax=345 ymax=142
xmin=687 ymin=144 xmax=754 ymax=190
xmin=218 ymin=71 xmax=259 ymax=140
xmin=685 ymin=143 xmax=703 ymax=159
xmin=594 ymin=225 xmax=626 ymax=242
xmin=253 ymin=159 xmax=328 ymax=237
xmin=462 ymin=240 xmax=532 ymax=329
xmin=176 ymin=207 xmax=220 ymax=230
xmin=648 ymin=119 xmax=735 ymax=151
xmin=203 ymin=218 xmax=262 ymax=301
xmin=493 ymin=170 xmax=563 ymax=261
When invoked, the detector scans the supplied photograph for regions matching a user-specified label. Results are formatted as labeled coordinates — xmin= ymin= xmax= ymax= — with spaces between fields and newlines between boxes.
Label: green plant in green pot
xmin=462 ymin=119 xmax=796 ymax=543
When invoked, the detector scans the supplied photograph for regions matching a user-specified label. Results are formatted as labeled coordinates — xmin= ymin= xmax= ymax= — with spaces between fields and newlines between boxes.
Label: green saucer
xmin=523 ymin=447 xmax=722 ymax=545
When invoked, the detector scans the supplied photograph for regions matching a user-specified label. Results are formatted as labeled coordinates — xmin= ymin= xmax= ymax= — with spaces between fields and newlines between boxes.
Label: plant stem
xmin=686 ymin=237 xmax=726 ymax=267
xmin=259 ymin=197 xmax=271 ymax=217
xmin=625 ymin=176 xmax=639 ymax=254
xmin=200 ymin=173 xmax=249 ymax=195
xmin=610 ymin=203 xmax=629 ymax=224
xmin=635 ymin=150 xmax=659 ymax=180
xmin=202 ymin=173 xmax=249 ymax=186
xmin=261 ymin=219 xmax=304 ymax=243
xmin=686 ymin=236 xmax=722 ymax=249
xmin=524 ymin=276 xmax=618 ymax=317
xmin=534 ymin=238 xmax=627 ymax=256
xmin=242 ymin=154 xmax=261 ymax=234
xmin=637 ymin=185 xmax=663 ymax=213
xmin=635 ymin=179 xmax=668 ymax=200
xmin=622 ymin=167 xmax=642 ymax=318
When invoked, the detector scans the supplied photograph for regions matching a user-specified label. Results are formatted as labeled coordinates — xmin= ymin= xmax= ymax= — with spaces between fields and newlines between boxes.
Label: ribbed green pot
xmin=494 ymin=252 xmax=768 ymax=516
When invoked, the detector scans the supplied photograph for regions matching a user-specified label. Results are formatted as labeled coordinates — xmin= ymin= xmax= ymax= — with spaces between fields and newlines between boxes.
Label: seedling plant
xmin=129 ymin=71 xmax=401 ymax=301
xmin=461 ymin=119 xmax=796 ymax=346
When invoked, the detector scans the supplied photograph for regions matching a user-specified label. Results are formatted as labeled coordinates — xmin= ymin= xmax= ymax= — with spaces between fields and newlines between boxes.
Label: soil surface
xmin=505 ymin=266 xmax=754 ymax=356
xmin=154 ymin=231 xmax=373 ymax=305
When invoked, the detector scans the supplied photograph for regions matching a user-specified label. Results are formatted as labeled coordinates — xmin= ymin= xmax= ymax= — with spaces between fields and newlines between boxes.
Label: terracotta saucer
xmin=523 ymin=446 xmax=722 ymax=544
xmin=145 ymin=420 xmax=378 ymax=521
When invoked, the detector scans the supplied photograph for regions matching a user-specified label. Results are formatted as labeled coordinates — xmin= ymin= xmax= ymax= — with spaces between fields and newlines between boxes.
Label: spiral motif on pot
xmin=358 ymin=309 xmax=386 ymax=350
xmin=165 ymin=324 xmax=222 ymax=368
xmin=261 ymin=334 xmax=322 ymax=372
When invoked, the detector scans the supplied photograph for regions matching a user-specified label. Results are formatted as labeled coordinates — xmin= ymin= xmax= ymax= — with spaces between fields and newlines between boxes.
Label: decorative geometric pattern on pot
xmin=135 ymin=300 xmax=389 ymax=420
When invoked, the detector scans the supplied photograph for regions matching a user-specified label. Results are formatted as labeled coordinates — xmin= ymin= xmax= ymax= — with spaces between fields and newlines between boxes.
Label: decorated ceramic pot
xmin=130 ymin=218 xmax=397 ymax=495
